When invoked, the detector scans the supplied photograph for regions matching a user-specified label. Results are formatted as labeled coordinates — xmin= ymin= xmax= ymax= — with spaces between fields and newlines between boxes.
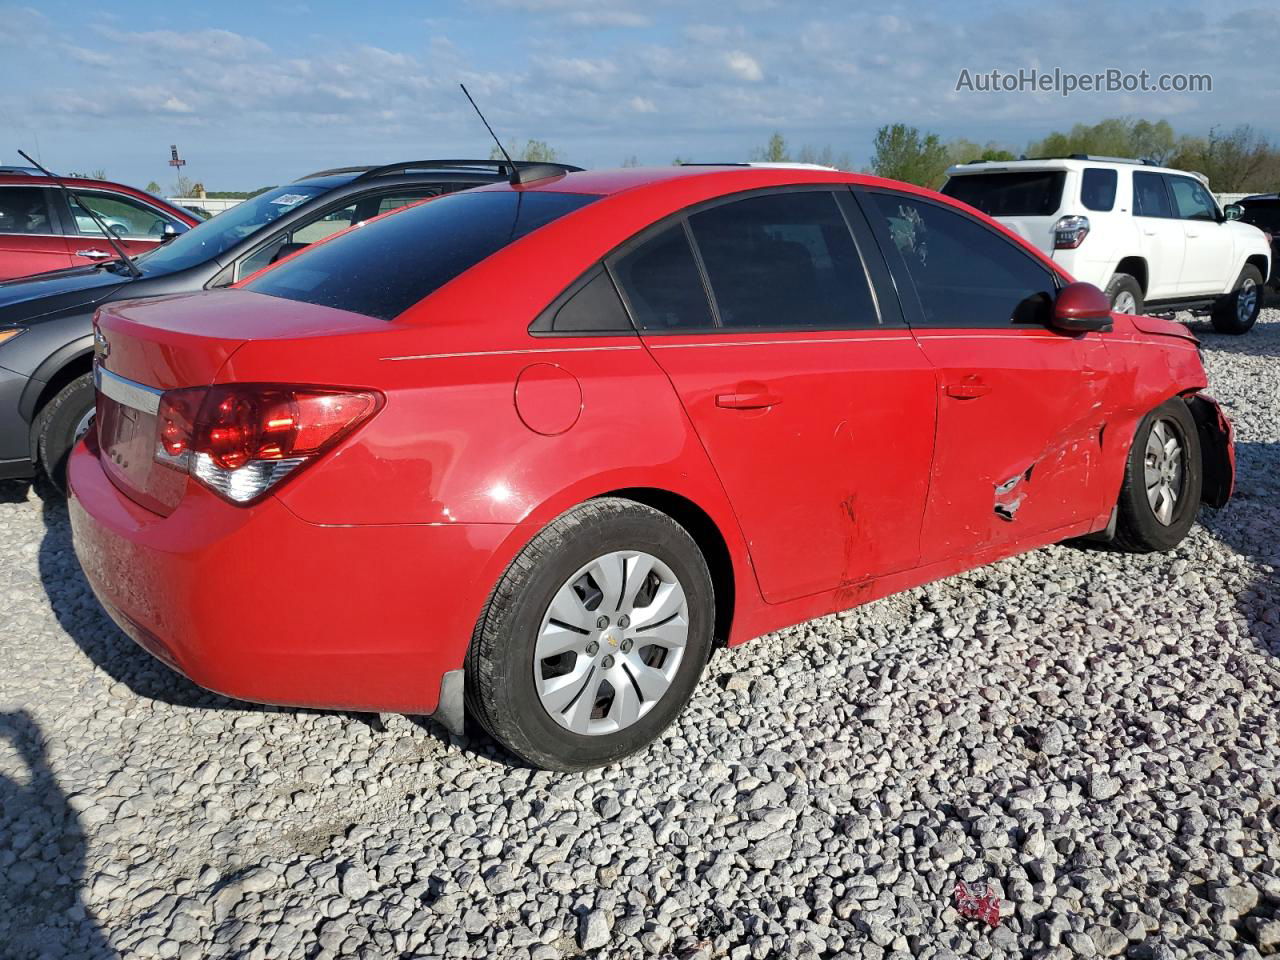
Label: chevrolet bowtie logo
xmin=93 ymin=329 xmax=110 ymax=362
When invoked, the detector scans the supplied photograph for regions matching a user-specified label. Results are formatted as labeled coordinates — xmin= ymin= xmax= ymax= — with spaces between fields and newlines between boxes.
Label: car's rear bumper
xmin=67 ymin=439 xmax=514 ymax=715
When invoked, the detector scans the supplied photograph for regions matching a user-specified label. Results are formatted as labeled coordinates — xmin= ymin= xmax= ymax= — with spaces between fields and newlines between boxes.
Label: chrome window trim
xmin=94 ymin=365 xmax=162 ymax=415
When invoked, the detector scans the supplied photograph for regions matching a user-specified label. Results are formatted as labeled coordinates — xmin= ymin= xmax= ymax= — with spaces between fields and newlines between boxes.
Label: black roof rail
xmin=356 ymin=159 xmax=581 ymax=182
xmin=296 ymin=159 xmax=583 ymax=185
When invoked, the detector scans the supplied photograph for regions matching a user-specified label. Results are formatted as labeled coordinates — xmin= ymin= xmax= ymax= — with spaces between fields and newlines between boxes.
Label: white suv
xmin=941 ymin=156 xmax=1271 ymax=334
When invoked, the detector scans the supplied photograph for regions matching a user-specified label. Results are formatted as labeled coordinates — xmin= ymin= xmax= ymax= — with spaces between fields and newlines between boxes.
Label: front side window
xmin=1080 ymin=168 xmax=1117 ymax=212
xmin=868 ymin=193 xmax=1056 ymax=328
xmin=940 ymin=171 xmax=1066 ymax=217
xmin=245 ymin=190 xmax=597 ymax=320
xmin=1133 ymin=173 xmax=1173 ymax=218
xmin=686 ymin=191 xmax=878 ymax=329
xmin=611 ymin=224 xmax=715 ymax=331
xmin=0 ymin=187 xmax=54 ymax=235
xmin=1168 ymin=176 xmax=1218 ymax=221
xmin=70 ymin=192 xmax=182 ymax=239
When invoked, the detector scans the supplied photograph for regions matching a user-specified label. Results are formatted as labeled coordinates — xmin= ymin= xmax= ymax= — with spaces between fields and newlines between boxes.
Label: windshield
xmin=942 ymin=171 xmax=1066 ymax=217
xmin=245 ymin=190 xmax=598 ymax=320
xmin=134 ymin=184 xmax=330 ymax=274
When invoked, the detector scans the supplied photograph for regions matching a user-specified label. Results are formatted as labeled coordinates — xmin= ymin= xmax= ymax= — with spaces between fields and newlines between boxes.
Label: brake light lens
xmin=1053 ymin=215 xmax=1090 ymax=249
xmin=154 ymin=384 xmax=381 ymax=504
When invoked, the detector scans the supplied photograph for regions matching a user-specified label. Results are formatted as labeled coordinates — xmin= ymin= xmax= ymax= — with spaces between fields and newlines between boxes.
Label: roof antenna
xmin=458 ymin=83 xmax=565 ymax=186
xmin=459 ymin=83 xmax=516 ymax=178
xmin=19 ymin=149 xmax=142 ymax=278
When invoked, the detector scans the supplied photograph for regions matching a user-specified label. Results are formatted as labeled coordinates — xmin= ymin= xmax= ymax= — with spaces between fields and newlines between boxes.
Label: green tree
xmin=145 ymin=180 xmax=162 ymax=194
xmin=751 ymin=132 xmax=790 ymax=163
xmin=946 ymin=138 xmax=1016 ymax=165
xmin=621 ymin=154 xmax=640 ymax=168
xmin=1026 ymin=117 xmax=1176 ymax=164
xmin=871 ymin=124 xmax=950 ymax=187
xmin=489 ymin=140 xmax=561 ymax=163
xmin=1170 ymin=125 xmax=1276 ymax=192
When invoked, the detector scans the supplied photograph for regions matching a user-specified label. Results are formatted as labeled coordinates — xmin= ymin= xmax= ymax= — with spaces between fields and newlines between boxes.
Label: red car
xmin=67 ymin=166 xmax=1234 ymax=770
xmin=0 ymin=168 xmax=199 ymax=280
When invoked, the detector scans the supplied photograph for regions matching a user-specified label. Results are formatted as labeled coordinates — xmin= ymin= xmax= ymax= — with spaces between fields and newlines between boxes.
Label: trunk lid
xmin=93 ymin=289 xmax=390 ymax=514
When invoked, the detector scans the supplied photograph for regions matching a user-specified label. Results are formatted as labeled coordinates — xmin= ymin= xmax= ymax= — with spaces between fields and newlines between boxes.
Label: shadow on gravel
xmin=0 ymin=711 xmax=116 ymax=959
xmin=35 ymin=496 xmax=522 ymax=767
xmin=1196 ymin=440 xmax=1280 ymax=656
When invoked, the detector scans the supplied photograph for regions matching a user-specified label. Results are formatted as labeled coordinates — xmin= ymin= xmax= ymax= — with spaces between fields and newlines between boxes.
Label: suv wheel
xmin=466 ymin=498 xmax=715 ymax=771
xmin=34 ymin=372 xmax=95 ymax=492
xmin=1105 ymin=273 xmax=1144 ymax=315
xmin=1211 ymin=265 xmax=1263 ymax=335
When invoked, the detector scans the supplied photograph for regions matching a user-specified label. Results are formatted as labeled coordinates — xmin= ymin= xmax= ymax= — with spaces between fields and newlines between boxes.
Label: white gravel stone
xmin=2 ymin=309 xmax=1279 ymax=958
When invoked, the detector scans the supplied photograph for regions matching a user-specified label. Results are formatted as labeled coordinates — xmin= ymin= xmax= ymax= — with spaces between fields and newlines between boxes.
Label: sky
xmin=1 ymin=0 xmax=1276 ymax=191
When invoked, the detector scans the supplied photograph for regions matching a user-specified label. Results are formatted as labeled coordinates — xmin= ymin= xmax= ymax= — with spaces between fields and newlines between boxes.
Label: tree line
xmin=813 ymin=118 xmax=1279 ymax=193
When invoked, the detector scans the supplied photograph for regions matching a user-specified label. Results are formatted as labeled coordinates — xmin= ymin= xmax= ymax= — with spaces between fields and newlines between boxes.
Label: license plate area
xmin=94 ymin=366 xmax=187 ymax=515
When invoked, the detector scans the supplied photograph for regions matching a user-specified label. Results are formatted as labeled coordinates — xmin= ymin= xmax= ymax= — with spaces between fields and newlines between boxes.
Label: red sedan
xmin=67 ymin=166 xmax=1234 ymax=770
xmin=0 ymin=170 xmax=199 ymax=280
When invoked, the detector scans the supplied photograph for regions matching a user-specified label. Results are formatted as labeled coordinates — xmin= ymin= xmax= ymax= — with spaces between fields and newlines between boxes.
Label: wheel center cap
xmin=602 ymin=629 xmax=620 ymax=648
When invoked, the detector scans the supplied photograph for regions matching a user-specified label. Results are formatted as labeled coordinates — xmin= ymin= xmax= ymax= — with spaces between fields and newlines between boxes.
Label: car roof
xmin=945 ymin=157 xmax=1199 ymax=179
xmin=469 ymin=164 xmax=908 ymax=198
xmin=0 ymin=172 xmax=200 ymax=224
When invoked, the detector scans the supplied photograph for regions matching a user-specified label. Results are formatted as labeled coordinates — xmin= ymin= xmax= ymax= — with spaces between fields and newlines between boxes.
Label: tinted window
xmin=1239 ymin=200 xmax=1280 ymax=233
xmin=1168 ymin=176 xmax=1218 ymax=221
xmin=941 ymin=172 xmax=1065 ymax=216
xmin=869 ymin=193 xmax=1056 ymax=328
xmin=687 ymin=191 xmax=877 ymax=329
xmin=611 ymin=225 xmax=714 ymax=331
xmin=549 ymin=267 xmax=633 ymax=333
xmin=246 ymin=190 xmax=596 ymax=320
xmin=1133 ymin=173 xmax=1173 ymax=218
xmin=1081 ymin=168 xmax=1117 ymax=212
xmin=0 ymin=187 xmax=54 ymax=235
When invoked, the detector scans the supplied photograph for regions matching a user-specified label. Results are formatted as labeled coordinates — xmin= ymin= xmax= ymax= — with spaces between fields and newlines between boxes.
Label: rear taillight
xmin=153 ymin=384 xmax=381 ymax=504
xmin=1053 ymin=215 xmax=1090 ymax=249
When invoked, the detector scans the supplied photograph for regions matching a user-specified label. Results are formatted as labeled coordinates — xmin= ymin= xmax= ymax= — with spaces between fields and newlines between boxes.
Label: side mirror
xmin=269 ymin=242 xmax=309 ymax=265
xmin=1223 ymin=203 xmax=1243 ymax=221
xmin=1051 ymin=282 xmax=1113 ymax=333
xmin=159 ymin=223 xmax=178 ymax=244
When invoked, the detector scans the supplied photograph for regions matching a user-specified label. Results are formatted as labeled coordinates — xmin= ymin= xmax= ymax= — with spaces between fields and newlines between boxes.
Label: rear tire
xmin=35 ymin=373 xmax=95 ymax=493
xmin=1211 ymin=265 xmax=1263 ymax=335
xmin=466 ymin=498 xmax=715 ymax=771
xmin=1113 ymin=399 xmax=1202 ymax=553
xmin=1105 ymin=273 xmax=1144 ymax=315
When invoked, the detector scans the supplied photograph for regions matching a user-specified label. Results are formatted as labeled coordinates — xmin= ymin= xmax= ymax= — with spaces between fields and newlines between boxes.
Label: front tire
xmin=1105 ymin=273 xmax=1144 ymax=315
xmin=1211 ymin=265 xmax=1263 ymax=335
xmin=466 ymin=498 xmax=715 ymax=771
xmin=35 ymin=372 xmax=95 ymax=492
xmin=1113 ymin=399 xmax=1202 ymax=553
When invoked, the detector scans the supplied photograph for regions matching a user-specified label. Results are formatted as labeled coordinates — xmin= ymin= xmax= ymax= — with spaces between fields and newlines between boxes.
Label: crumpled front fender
xmin=1185 ymin=393 xmax=1235 ymax=508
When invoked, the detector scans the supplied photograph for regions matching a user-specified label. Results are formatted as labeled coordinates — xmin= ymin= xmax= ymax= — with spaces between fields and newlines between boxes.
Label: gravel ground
xmin=2 ymin=309 xmax=1279 ymax=960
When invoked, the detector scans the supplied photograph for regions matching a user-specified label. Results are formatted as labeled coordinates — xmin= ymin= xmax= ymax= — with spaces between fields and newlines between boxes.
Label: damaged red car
xmin=67 ymin=165 xmax=1234 ymax=770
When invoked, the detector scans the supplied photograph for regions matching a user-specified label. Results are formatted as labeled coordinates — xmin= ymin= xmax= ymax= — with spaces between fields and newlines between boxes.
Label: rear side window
xmin=867 ymin=192 xmax=1056 ymax=328
xmin=546 ymin=266 xmax=633 ymax=333
xmin=244 ymin=190 xmax=597 ymax=320
xmin=687 ymin=191 xmax=878 ymax=329
xmin=940 ymin=171 xmax=1066 ymax=217
xmin=1080 ymin=168 xmax=1117 ymax=212
xmin=0 ymin=187 xmax=54 ymax=235
xmin=611 ymin=224 xmax=715 ymax=330
xmin=1133 ymin=173 xmax=1173 ymax=218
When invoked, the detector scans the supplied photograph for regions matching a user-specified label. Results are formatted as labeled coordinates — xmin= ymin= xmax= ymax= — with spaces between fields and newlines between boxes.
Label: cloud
xmin=725 ymin=50 xmax=763 ymax=83
xmin=629 ymin=96 xmax=658 ymax=113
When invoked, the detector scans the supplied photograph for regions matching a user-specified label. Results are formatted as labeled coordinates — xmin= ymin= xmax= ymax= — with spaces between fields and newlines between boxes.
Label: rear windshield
xmin=1240 ymin=200 xmax=1280 ymax=233
xmin=941 ymin=171 xmax=1066 ymax=217
xmin=244 ymin=190 xmax=598 ymax=320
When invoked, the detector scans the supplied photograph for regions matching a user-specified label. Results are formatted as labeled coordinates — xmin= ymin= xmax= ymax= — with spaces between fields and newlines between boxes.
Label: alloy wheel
xmin=534 ymin=550 xmax=688 ymax=736
xmin=1144 ymin=418 xmax=1185 ymax=526
xmin=1237 ymin=278 xmax=1258 ymax=326
xmin=1113 ymin=291 xmax=1137 ymax=314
